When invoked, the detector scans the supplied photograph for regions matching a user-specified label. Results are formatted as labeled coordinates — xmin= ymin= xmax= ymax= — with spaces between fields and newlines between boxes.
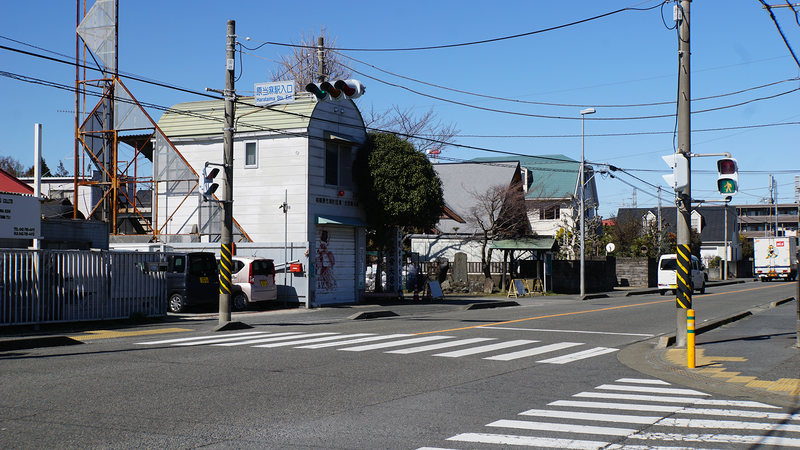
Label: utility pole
xmin=218 ymin=20 xmax=236 ymax=325
xmin=674 ymin=0 xmax=693 ymax=348
xmin=316 ymin=37 xmax=325 ymax=83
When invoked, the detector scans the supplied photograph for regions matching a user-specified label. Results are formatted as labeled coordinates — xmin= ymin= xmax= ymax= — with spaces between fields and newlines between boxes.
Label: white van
xmin=657 ymin=254 xmax=705 ymax=295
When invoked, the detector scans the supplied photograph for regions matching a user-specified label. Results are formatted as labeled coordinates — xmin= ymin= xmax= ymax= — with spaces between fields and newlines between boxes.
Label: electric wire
xmin=243 ymin=1 xmax=666 ymax=52
xmin=759 ymin=0 xmax=800 ymax=68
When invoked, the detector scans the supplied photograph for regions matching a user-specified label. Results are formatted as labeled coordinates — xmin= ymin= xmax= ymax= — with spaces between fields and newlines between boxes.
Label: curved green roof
xmin=157 ymin=94 xmax=319 ymax=138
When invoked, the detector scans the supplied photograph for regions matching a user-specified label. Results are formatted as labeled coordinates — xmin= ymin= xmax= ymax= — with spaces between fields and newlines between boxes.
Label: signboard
xmin=254 ymin=81 xmax=295 ymax=106
xmin=0 ymin=194 xmax=41 ymax=239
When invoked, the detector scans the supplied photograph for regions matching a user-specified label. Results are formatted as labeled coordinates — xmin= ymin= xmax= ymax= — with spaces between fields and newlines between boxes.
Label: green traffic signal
xmin=717 ymin=178 xmax=737 ymax=194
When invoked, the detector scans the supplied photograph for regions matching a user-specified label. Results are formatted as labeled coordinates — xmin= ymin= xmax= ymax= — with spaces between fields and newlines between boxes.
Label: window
xmin=245 ymin=142 xmax=257 ymax=168
xmin=325 ymin=142 xmax=352 ymax=187
xmin=539 ymin=205 xmax=560 ymax=220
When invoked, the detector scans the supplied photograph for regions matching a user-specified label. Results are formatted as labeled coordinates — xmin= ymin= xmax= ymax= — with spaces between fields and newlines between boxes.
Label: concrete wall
xmin=614 ymin=257 xmax=657 ymax=287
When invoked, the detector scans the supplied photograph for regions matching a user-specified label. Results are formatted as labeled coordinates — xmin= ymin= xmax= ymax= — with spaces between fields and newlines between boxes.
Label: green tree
xmin=353 ymin=132 xmax=445 ymax=290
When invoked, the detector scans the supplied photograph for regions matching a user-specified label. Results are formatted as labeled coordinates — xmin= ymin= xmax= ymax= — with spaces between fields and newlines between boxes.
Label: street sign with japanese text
xmin=254 ymin=81 xmax=295 ymax=106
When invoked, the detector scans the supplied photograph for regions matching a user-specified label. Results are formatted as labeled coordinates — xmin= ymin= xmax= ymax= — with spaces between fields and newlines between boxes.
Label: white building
xmin=155 ymin=93 xmax=368 ymax=307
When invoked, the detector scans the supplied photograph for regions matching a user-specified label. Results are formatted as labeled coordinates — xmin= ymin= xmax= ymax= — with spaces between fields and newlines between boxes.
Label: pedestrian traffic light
xmin=662 ymin=153 xmax=689 ymax=191
xmin=200 ymin=164 xmax=219 ymax=201
xmin=305 ymin=79 xmax=365 ymax=101
xmin=716 ymin=157 xmax=739 ymax=196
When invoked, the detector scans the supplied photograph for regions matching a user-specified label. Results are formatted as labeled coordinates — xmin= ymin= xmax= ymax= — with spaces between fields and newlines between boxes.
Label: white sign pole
xmin=33 ymin=124 xmax=42 ymax=251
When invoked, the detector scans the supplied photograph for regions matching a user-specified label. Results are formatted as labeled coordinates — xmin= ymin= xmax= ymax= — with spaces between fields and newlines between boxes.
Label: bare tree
xmin=464 ymin=181 xmax=529 ymax=292
xmin=267 ymin=26 xmax=352 ymax=89
xmin=363 ymin=104 xmax=459 ymax=155
xmin=0 ymin=156 xmax=27 ymax=177
xmin=269 ymin=28 xmax=460 ymax=155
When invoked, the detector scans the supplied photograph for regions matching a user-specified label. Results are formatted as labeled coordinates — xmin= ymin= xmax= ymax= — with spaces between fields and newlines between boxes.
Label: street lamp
xmin=580 ymin=107 xmax=596 ymax=299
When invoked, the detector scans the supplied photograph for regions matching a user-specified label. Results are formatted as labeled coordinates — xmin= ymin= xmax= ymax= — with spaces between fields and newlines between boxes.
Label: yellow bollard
xmin=687 ymin=308 xmax=695 ymax=369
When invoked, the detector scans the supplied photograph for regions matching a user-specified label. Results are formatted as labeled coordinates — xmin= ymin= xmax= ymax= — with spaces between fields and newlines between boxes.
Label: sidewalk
xmin=630 ymin=297 xmax=800 ymax=408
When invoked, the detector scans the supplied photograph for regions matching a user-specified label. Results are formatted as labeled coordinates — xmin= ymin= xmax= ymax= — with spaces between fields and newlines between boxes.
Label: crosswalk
xmin=417 ymin=377 xmax=798 ymax=449
xmin=135 ymin=330 xmax=618 ymax=364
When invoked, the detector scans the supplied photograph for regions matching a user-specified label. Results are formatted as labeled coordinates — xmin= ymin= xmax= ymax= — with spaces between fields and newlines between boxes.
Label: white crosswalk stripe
xmin=134 ymin=331 xmax=620 ymax=365
xmin=417 ymin=377 xmax=795 ymax=450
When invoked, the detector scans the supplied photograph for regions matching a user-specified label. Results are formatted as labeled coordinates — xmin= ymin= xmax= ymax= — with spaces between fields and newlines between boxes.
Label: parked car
xmin=222 ymin=257 xmax=277 ymax=310
xmin=165 ymin=252 xmax=220 ymax=313
xmin=657 ymin=253 xmax=705 ymax=296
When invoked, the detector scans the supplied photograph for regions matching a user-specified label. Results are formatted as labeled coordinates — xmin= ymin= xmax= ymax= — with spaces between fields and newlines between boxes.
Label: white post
xmin=33 ymin=124 xmax=42 ymax=251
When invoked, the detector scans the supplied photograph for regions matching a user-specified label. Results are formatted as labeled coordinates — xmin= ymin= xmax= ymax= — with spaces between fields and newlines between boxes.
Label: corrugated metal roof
xmin=433 ymin=161 xmax=520 ymax=234
xmin=157 ymin=93 xmax=320 ymax=138
xmin=471 ymin=154 xmax=579 ymax=199
xmin=491 ymin=237 xmax=557 ymax=250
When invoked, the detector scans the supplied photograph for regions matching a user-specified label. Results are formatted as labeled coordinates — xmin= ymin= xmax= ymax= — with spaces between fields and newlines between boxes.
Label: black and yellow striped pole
xmin=219 ymin=242 xmax=233 ymax=322
xmin=676 ymin=244 xmax=693 ymax=310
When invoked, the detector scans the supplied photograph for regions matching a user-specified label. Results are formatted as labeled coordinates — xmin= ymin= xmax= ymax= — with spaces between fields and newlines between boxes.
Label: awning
xmin=490 ymin=237 xmax=557 ymax=251
xmin=323 ymin=131 xmax=360 ymax=144
xmin=315 ymin=215 xmax=369 ymax=227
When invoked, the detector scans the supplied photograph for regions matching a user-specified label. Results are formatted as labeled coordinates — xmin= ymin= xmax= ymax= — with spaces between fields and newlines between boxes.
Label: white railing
xmin=0 ymin=250 xmax=166 ymax=326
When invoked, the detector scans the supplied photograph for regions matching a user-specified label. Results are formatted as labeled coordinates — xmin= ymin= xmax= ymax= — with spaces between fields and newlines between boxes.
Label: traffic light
xmin=305 ymin=79 xmax=365 ymax=101
xmin=200 ymin=164 xmax=219 ymax=201
xmin=716 ymin=157 xmax=739 ymax=196
xmin=662 ymin=153 xmax=689 ymax=191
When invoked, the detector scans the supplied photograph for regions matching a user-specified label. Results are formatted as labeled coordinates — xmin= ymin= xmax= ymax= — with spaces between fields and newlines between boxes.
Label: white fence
xmin=0 ymin=250 xmax=166 ymax=326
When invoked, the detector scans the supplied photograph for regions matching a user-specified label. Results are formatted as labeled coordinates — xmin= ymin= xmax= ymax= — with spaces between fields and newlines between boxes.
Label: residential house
xmin=471 ymin=154 xmax=599 ymax=251
xmin=410 ymin=161 xmax=525 ymax=263
xmin=156 ymin=93 xmax=368 ymax=307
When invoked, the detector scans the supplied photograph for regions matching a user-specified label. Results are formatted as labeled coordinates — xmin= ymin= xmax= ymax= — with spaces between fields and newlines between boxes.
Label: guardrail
xmin=0 ymin=250 xmax=166 ymax=326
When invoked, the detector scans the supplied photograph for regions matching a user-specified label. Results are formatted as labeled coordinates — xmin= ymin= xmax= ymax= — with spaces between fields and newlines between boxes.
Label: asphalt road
xmin=2 ymin=281 xmax=798 ymax=449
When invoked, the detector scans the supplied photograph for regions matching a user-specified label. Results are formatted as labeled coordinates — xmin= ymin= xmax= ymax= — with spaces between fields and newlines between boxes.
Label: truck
xmin=754 ymin=237 xmax=798 ymax=282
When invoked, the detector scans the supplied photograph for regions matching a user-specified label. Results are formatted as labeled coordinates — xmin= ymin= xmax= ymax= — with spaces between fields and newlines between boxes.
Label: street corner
xmin=652 ymin=345 xmax=800 ymax=407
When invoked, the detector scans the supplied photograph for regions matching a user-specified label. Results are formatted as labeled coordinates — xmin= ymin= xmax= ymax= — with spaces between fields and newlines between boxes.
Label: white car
xmin=224 ymin=257 xmax=278 ymax=310
xmin=657 ymin=254 xmax=705 ymax=296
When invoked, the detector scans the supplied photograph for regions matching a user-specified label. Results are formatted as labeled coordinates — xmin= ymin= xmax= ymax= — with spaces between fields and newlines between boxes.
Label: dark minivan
xmin=165 ymin=252 xmax=219 ymax=313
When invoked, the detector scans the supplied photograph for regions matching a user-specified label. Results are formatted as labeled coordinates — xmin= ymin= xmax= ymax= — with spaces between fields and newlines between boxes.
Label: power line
xmin=243 ymin=1 xmax=666 ymax=53
xmin=332 ymin=49 xmax=799 ymax=109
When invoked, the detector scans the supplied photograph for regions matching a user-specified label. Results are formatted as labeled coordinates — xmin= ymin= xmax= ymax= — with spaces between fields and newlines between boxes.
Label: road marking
xmin=518 ymin=408 xmax=661 ymax=424
xmin=595 ymin=384 xmax=709 ymax=396
xmin=447 ymin=432 xmax=610 ymax=449
xmin=77 ymin=327 xmax=192 ymax=341
xmin=417 ymin=283 xmax=787 ymax=337
xmin=338 ymin=335 xmax=453 ymax=352
xmin=484 ymin=342 xmax=582 ymax=361
xmin=538 ymin=347 xmax=618 ymax=364
xmin=549 ymin=400 xmax=682 ymax=413
xmin=134 ymin=330 xmax=266 ymax=345
xmin=252 ymin=333 xmax=375 ymax=348
xmin=630 ymin=432 xmax=800 ymax=447
xmin=296 ymin=334 xmax=412 ymax=349
xmin=385 ymin=338 xmax=496 ymax=354
xmin=657 ymin=417 xmax=800 ymax=432
xmin=211 ymin=332 xmax=325 ymax=347
xmin=433 ymin=340 xmax=538 ymax=358
xmin=574 ymin=391 xmax=777 ymax=408
xmin=616 ymin=378 xmax=671 ymax=385
xmin=488 ymin=419 xmax=636 ymax=436
xmin=482 ymin=326 xmax=654 ymax=337
xmin=680 ymin=408 xmax=800 ymax=420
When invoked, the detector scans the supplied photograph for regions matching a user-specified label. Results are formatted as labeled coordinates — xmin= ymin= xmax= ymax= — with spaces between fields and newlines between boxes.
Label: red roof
xmin=0 ymin=168 xmax=34 ymax=194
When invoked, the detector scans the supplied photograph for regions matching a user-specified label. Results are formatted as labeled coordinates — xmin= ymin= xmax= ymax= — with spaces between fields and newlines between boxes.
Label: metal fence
xmin=418 ymin=261 xmax=506 ymax=274
xmin=0 ymin=249 xmax=167 ymax=326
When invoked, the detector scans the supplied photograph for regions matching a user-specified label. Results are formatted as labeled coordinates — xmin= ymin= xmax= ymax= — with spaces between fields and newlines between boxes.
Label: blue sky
xmin=1 ymin=0 xmax=798 ymax=219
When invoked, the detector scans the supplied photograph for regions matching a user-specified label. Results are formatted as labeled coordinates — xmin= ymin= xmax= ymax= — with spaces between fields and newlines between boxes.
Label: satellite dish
xmin=606 ymin=243 xmax=615 ymax=253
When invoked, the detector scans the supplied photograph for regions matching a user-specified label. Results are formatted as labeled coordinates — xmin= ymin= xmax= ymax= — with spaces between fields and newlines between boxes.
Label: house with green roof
xmin=471 ymin=154 xmax=599 ymax=242
xmin=155 ymin=92 xmax=368 ymax=307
